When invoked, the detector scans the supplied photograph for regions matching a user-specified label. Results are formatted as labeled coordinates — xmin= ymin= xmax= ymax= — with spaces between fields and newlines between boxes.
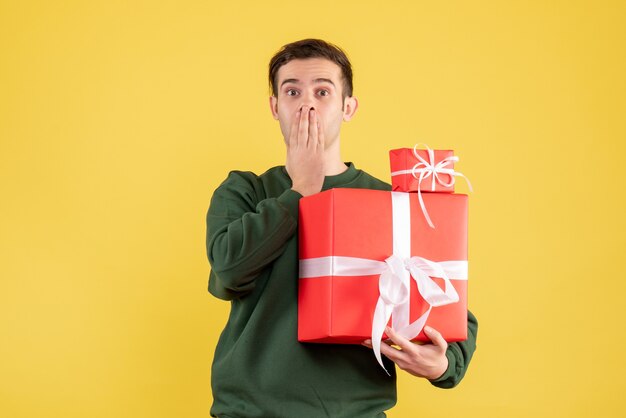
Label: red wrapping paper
xmin=298 ymin=188 xmax=468 ymax=344
xmin=389 ymin=148 xmax=456 ymax=193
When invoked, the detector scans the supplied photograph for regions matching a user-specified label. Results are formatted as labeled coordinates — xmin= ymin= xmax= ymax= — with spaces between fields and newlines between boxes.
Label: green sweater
xmin=206 ymin=163 xmax=478 ymax=418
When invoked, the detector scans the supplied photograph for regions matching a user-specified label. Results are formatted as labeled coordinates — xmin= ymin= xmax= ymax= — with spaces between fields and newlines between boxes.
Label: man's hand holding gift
xmin=363 ymin=325 xmax=448 ymax=380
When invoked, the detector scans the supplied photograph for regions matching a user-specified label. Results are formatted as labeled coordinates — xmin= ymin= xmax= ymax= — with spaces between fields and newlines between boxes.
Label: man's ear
xmin=342 ymin=96 xmax=359 ymax=121
xmin=269 ymin=96 xmax=279 ymax=120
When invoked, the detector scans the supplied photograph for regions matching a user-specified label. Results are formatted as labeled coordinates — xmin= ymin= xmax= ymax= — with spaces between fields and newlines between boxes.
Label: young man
xmin=206 ymin=39 xmax=478 ymax=418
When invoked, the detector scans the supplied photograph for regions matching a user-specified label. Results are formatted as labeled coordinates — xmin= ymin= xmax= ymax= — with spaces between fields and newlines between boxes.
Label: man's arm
xmin=428 ymin=309 xmax=478 ymax=388
xmin=206 ymin=171 xmax=302 ymax=300
xmin=207 ymin=106 xmax=326 ymax=300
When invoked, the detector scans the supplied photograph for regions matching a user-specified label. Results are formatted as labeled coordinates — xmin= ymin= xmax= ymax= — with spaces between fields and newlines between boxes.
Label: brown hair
xmin=268 ymin=38 xmax=354 ymax=101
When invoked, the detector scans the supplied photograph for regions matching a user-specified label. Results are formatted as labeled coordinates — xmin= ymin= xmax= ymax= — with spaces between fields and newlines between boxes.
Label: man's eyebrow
xmin=313 ymin=78 xmax=335 ymax=87
xmin=280 ymin=78 xmax=336 ymax=88
xmin=280 ymin=78 xmax=299 ymax=87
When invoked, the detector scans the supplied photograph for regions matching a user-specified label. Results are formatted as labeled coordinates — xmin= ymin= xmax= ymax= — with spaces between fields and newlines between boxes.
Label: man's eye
xmin=286 ymin=89 xmax=298 ymax=96
xmin=318 ymin=90 xmax=329 ymax=96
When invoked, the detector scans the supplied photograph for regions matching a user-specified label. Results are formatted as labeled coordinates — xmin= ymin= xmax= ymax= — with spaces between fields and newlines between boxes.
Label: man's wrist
xmin=291 ymin=185 xmax=319 ymax=197
xmin=428 ymin=355 xmax=449 ymax=381
xmin=428 ymin=350 xmax=453 ymax=383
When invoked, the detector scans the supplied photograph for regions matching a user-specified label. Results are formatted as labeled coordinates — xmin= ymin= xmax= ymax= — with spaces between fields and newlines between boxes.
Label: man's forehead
xmin=277 ymin=58 xmax=342 ymax=84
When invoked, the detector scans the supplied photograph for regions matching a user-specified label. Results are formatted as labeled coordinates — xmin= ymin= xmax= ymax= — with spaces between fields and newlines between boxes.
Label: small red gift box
xmin=298 ymin=188 xmax=468 ymax=364
xmin=389 ymin=147 xmax=457 ymax=193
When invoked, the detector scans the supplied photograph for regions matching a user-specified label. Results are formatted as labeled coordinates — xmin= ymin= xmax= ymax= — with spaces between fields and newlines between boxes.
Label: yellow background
xmin=1 ymin=1 xmax=625 ymax=417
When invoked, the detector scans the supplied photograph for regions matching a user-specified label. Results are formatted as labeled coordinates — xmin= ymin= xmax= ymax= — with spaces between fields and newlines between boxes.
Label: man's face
xmin=269 ymin=58 xmax=357 ymax=149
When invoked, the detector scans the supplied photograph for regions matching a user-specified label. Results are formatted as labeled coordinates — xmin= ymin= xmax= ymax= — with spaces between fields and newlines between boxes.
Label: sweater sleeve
xmin=206 ymin=171 xmax=302 ymax=300
xmin=428 ymin=309 xmax=478 ymax=388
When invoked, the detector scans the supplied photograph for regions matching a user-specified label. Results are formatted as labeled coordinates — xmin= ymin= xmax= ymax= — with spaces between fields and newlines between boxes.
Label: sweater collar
xmin=280 ymin=162 xmax=361 ymax=190
xmin=322 ymin=162 xmax=360 ymax=190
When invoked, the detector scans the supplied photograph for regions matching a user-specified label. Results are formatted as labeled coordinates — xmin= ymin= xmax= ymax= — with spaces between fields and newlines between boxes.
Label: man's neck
xmin=323 ymin=140 xmax=348 ymax=176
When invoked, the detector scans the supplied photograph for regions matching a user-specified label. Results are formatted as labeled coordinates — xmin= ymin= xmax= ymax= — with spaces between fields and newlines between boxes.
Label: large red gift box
xmin=298 ymin=188 xmax=468 ymax=346
xmin=389 ymin=147 xmax=457 ymax=193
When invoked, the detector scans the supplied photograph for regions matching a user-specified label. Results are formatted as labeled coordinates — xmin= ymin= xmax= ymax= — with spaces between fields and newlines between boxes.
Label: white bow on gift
xmin=391 ymin=143 xmax=473 ymax=228
xmin=371 ymin=254 xmax=466 ymax=375
xmin=299 ymin=254 xmax=467 ymax=375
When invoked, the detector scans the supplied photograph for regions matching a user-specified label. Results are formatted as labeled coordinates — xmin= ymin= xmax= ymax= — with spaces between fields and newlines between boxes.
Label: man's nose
xmin=299 ymin=92 xmax=316 ymax=109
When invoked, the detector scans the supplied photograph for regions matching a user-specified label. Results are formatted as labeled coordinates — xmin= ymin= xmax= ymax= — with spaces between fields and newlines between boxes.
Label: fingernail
xmin=424 ymin=326 xmax=432 ymax=332
xmin=385 ymin=326 xmax=391 ymax=333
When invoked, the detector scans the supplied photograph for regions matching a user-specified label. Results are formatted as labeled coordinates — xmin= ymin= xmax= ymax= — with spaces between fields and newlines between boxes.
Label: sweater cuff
xmin=277 ymin=188 xmax=303 ymax=221
xmin=429 ymin=348 xmax=456 ymax=387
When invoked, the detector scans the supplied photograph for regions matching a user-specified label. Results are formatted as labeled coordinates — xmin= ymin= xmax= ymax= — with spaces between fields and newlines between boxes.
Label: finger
xmin=384 ymin=326 xmax=416 ymax=353
xmin=308 ymin=108 xmax=318 ymax=149
xmin=423 ymin=326 xmax=448 ymax=352
xmin=288 ymin=109 xmax=301 ymax=148
xmin=298 ymin=105 xmax=310 ymax=146
xmin=316 ymin=112 xmax=325 ymax=148
xmin=361 ymin=339 xmax=372 ymax=348
xmin=378 ymin=340 xmax=409 ymax=365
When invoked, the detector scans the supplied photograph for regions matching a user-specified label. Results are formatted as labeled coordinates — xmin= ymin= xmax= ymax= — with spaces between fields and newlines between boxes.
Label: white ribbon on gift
xmin=298 ymin=192 xmax=468 ymax=374
xmin=371 ymin=255 xmax=466 ymax=374
xmin=390 ymin=143 xmax=473 ymax=228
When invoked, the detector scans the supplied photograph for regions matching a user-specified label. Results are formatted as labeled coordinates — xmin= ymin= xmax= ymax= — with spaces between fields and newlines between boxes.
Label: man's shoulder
xmin=217 ymin=165 xmax=285 ymax=186
xmin=213 ymin=170 xmax=259 ymax=196
xmin=212 ymin=165 xmax=289 ymax=202
xmin=259 ymin=165 xmax=287 ymax=180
